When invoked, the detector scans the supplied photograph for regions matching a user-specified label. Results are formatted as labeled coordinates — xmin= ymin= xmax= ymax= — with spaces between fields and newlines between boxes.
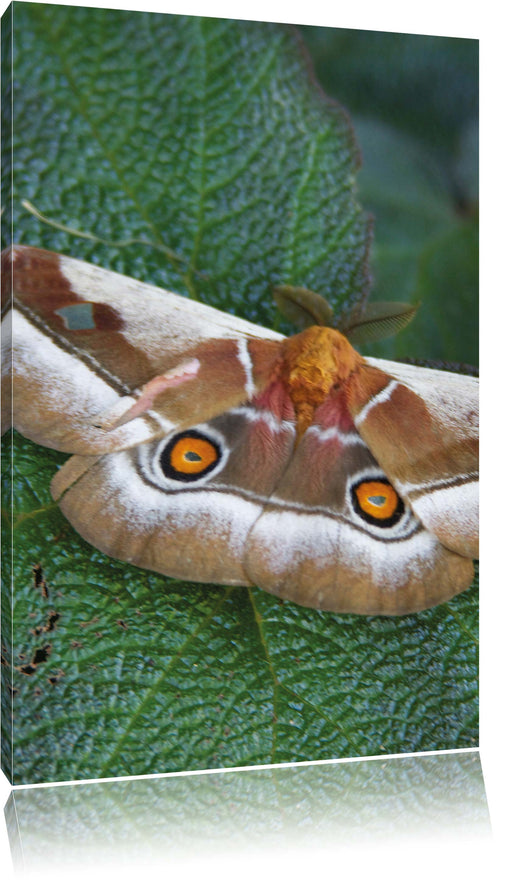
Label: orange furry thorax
xmin=280 ymin=326 xmax=363 ymax=438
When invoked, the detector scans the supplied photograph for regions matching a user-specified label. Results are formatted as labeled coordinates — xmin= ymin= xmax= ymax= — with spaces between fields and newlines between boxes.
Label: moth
xmin=1 ymin=245 xmax=478 ymax=615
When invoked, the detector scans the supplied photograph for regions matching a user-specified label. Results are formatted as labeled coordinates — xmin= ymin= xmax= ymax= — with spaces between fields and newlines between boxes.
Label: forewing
xmin=2 ymin=246 xmax=282 ymax=454
xmin=350 ymin=358 xmax=478 ymax=558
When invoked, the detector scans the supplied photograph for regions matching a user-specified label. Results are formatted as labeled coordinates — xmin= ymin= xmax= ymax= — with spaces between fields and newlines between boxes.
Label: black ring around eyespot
xmin=350 ymin=476 xmax=405 ymax=528
xmin=158 ymin=429 xmax=222 ymax=483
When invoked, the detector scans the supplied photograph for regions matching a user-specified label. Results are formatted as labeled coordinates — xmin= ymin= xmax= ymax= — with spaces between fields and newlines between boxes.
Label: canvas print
xmin=1 ymin=3 xmax=478 ymax=785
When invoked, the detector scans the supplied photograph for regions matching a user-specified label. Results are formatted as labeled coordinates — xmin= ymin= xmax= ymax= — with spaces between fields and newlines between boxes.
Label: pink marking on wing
xmin=111 ymin=358 xmax=201 ymax=426
xmin=252 ymin=379 xmax=295 ymax=421
xmin=313 ymin=389 xmax=356 ymax=432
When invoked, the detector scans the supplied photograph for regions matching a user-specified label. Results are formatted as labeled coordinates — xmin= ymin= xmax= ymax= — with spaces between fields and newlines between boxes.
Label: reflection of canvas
xmin=5 ymin=753 xmax=490 ymax=873
xmin=1 ymin=3 xmax=478 ymax=787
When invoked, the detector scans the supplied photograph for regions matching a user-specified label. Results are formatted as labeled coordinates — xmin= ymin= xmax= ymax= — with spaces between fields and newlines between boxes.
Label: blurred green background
xmin=301 ymin=26 xmax=478 ymax=363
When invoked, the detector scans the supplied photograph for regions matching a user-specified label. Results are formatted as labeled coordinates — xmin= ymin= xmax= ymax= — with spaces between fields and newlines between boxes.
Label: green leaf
xmin=4 ymin=5 xmax=370 ymax=323
xmin=351 ymin=119 xmax=478 ymax=364
xmin=2 ymin=5 xmax=478 ymax=784
xmin=301 ymin=28 xmax=478 ymax=365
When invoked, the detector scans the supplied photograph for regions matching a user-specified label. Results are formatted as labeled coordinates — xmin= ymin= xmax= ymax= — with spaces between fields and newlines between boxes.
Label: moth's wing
xmin=50 ymin=386 xmax=474 ymax=615
xmin=2 ymin=246 xmax=283 ymax=454
xmin=349 ymin=358 xmax=479 ymax=559
xmin=243 ymin=398 xmax=475 ymax=615
xmin=50 ymin=404 xmax=296 ymax=587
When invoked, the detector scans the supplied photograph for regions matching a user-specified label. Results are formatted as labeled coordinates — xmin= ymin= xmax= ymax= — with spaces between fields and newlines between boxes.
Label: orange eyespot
xmin=351 ymin=478 xmax=404 ymax=527
xmin=159 ymin=430 xmax=222 ymax=482
xmin=170 ymin=436 xmax=219 ymax=474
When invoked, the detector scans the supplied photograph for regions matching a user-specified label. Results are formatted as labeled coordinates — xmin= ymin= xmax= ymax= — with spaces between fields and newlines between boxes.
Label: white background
xmin=1 ymin=0 xmax=509 ymax=880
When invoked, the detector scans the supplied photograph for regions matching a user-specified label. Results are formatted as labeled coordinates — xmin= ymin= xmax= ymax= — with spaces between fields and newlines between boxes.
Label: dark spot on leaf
xmin=16 ymin=645 xmax=51 ymax=675
xmin=32 ymin=563 xmax=49 ymax=599
xmin=18 ymin=664 xmax=37 ymax=676
xmin=31 ymin=610 xmax=61 ymax=637
xmin=48 ymin=668 xmax=65 ymax=686
xmin=32 ymin=644 xmax=52 ymax=665
xmin=116 ymin=620 xmax=128 ymax=630
xmin=45 ymin=612 xmax=61 ymax=632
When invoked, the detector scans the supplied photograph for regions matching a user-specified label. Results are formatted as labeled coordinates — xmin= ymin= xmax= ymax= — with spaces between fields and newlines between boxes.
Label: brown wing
xmin=51 ymin=389 xmax=474 ymax=615
xmin=50 ymin=403 xmax=296 ymax=586
xmin=2 ymin=246 xmax=282 ymax=453
xmin=243 ymin=388 xmax=474 ymax=615
xmin=347 ymin=359 xmax=478 ymax=559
